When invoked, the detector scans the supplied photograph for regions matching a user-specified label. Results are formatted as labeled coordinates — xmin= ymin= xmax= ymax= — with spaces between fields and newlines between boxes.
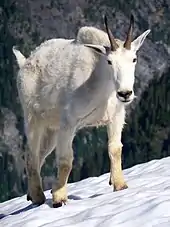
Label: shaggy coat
xmin=13 ymin=17 xmax=150 ymax=207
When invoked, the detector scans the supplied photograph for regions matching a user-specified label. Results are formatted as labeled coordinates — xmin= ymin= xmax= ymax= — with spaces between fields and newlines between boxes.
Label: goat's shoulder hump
xmin=76 ymin=26 xmax=110 ymax=46
xmin=77 ymin=26 xmax=123 ymax=47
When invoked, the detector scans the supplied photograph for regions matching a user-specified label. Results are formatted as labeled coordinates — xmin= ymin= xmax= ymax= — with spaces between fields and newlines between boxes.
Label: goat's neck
xmin=86 ymin=58 xmax=115 ymax=101
xmin=71 ymin=58 xmax=116 ymax=121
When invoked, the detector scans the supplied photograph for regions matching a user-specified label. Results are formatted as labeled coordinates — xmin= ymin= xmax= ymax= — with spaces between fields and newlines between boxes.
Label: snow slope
xmin=1 ymin=157 xmax=170 ymax=227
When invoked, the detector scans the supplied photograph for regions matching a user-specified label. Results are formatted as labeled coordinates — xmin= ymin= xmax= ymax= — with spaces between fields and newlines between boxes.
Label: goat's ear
xmin=84 ymin=44 xmax=110 ymax=55
xmin=131 ymin=29 xmax=151 ymax=52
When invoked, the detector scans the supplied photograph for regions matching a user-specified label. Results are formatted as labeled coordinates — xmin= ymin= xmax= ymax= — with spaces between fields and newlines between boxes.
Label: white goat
xmin=13 ymin=15 xmax=150 ymax=207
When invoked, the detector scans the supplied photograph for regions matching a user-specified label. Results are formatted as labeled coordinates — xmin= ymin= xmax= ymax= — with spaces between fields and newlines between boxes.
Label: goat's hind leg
xmin=39 ymin=128 xmax=57 ymax=170
xmin=26 ymin=118 xmax=45 ymax=205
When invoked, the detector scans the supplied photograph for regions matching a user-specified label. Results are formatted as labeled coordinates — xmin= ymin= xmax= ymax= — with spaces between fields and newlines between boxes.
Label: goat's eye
xmin=133 ymin=58 xmax=137 ymax=63
xmin=107 ymin=60 xmax=112 ymax=65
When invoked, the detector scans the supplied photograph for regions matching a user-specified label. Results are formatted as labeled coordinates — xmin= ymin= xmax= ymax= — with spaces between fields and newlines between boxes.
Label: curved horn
xmin=104 ymin=15 xmax=119 ymax=51
xmin=124 ymin=14 xmax=134 ymax=50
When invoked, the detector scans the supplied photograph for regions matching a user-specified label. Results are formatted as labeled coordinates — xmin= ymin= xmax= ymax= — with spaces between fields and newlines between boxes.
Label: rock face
xmin=10 ymin=0 xmax=170 ymax=99
xmin=0 ymin=0 xmax=170 ymax=201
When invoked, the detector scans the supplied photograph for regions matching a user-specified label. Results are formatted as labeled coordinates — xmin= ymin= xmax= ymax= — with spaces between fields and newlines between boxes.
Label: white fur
xmin=13 ymin=24 xmax=150 ymax=206
xmin=12 ymin=46 xmax=26 ymax=68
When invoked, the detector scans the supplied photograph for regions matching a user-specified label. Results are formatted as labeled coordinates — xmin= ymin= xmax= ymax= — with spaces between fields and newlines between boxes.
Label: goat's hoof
xmin=32 ymin=196 xmax=46 ymax=206
xmin=109 ymin=179 xmax=112 ymax=185
xmin=53 ymin=202 xmax=62 ymax=208
xmin=114 ymin=183 xmax=128 ymax=191
xmin=27 ymin=194 xmax=32 ymax=201
xmin=53 ymin=200 xmax=67 ymax=208
xmin=27 ymin=191 xmax=46 ymax=205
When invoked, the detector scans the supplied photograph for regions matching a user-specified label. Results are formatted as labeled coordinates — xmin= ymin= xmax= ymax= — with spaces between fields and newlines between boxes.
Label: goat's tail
xmin=12 ymin=46 xmax=26 ymax=68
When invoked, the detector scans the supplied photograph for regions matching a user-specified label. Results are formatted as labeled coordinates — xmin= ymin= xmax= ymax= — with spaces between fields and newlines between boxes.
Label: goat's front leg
xmin=107 ymin=110 xmax=128 ymax=191
xmin=52 ymin=130 xmax=74 ymax=208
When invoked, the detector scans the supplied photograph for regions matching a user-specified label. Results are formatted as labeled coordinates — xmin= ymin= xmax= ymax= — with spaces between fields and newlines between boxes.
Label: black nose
xmin=117 ymin=90 xmax=132 ymax=99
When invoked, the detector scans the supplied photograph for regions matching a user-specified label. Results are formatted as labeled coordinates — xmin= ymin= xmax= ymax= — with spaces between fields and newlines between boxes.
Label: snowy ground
xmin=1 ymin=157 xmax=170 ymax=227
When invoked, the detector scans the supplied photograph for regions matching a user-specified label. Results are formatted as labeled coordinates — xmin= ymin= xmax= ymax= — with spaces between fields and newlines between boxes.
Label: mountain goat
xmin=13 ymin=15 xmax=150 ymax=207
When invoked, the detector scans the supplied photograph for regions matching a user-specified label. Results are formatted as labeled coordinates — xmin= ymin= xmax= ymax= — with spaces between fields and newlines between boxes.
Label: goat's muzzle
xmin=116 ymin=90 xmax=133 ymax=103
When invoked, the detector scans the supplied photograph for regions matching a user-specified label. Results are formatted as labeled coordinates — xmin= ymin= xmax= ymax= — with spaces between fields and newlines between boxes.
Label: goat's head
xmin=85 ymin=14 xmax=150 ymax=104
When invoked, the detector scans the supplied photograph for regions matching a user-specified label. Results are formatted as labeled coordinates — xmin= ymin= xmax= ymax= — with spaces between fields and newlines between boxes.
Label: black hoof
xmin=109 ymin=179 xmax=112 ymax=185
xmin=53 ymin=202 xmax=62 ymax=208
xmin=53 ymin=199 xmax=66 ymax=208
xmin=27 ymin=193 xmax=46 ymax=205
xmin=27 ymin=194 xmax=32 ymax=201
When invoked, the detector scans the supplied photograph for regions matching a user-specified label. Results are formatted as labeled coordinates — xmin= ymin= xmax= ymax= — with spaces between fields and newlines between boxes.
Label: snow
xmin=1 ymin=157 xmax=170 ymax=227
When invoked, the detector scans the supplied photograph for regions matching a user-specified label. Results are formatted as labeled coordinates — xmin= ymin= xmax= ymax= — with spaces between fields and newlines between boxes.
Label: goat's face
xmin=107 ymin=15 xmax=150 ymax=103
xmin=107 ymin=48 xmax=136 ymax=103
xmin=106 ymin=29 xmax=150 ymax=103
xmin=86 ymin=15 xmax=150 ymax=104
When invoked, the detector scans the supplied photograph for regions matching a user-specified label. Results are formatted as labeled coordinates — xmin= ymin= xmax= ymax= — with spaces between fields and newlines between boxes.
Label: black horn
xmin=124 ymin=14 xmax=134 ymax=50
xmin=104 ymin=15 xmax=119 ymax=51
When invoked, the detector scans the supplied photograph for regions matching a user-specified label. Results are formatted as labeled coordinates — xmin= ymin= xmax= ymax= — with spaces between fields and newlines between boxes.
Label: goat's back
xmin=17 ymin=38 xmax=100 ymax=114
xmin=16 ymin=26 xmax=118 ymax=128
